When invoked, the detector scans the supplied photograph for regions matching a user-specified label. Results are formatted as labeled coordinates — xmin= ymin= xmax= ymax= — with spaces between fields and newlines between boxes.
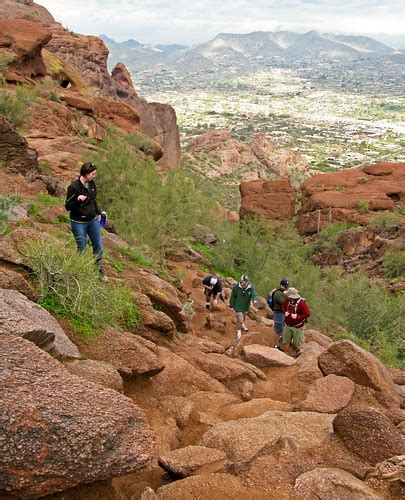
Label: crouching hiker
xmin=281 ymin=287 xmax=310 ymax=357
xmin=65 ymin=162 xmax=108 ymax=281
xmin=230 ymin=275 xmax=257 ymax=341
xmin=202 ymin=274 xmax=223 ymax=310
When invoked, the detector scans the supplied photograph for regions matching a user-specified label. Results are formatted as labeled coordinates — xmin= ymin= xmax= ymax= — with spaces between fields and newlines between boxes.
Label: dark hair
xmin=80 ymin=162 xmax=97 ymax=176
xmin=280 ymin=279 xmax=289 ymax=287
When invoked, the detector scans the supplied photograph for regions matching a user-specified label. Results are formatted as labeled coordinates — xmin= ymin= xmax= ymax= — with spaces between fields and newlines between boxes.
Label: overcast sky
xmin=37 ymin=0 xmax=405 ymax=48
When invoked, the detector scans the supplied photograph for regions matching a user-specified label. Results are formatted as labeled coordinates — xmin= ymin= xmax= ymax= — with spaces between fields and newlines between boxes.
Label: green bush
xmin=90 ymin=133 xmax=217 ymax=265
xmin=26 ymin=237 xmax=142 ymax=337
xmin=369 ymin=212 xmax=400 ymax=234
xmin=0 ymin=53 xmax=13 ymax=82
xmin=0 ymin=194 xmax=21 ymax=232
xmin=0 ymin=85 xmax=37 ymax=128
xmin=315 ymin=222 xmax=352 ymax=254
xmin=356 ymin=200 xmax=369 ymax=214
xmin=383 ymin=249 xmax=405 ymax=278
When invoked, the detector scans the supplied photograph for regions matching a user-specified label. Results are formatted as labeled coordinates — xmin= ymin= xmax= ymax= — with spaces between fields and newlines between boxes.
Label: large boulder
xmin=318 ymin=340 xmax=400 ymax=407
xmin=200 ymin=411 xmax=334 ymax=469
xmin=0 ymin=288 xmax=80 ymax=360
xmin=71 ymin=328 xmax=164 ymax=378
xmin=0 ymin=115 xmax=39 ymax=174
xmin=156 ymin=472 xmax=251 ymax=499
xmin=242 ymin=344 xmax=296 ymax=368
xmin=295 ymin=374 xmax=355 ymax=413
xmin=0 ymin=266 xmax=37 ymax=301
xmin=0 ymin=333 xmax=152 ymax=498
xmin=64 ymin=359 xmax=124 ymax=393
xmin=294 ymin=467 xmax=382 ymax=499
xmin=220 ymin=399 xmax=292 ymax=421
xmin=132 ymin=292 xmax=175 ymax=333
xmin=333 ymin=405 xmax=404 ymax=464
xmin=296 ymin=341 xmax=325 ymax=382
xmin=157 ymin=446 xmax=228 ymax=478
xmin=239 ymin=178 xmax=296 ymax=222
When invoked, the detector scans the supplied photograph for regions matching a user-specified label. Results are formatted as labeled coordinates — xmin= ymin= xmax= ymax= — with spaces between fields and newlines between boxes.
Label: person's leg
xmin=235 ymin=312 xmax=244 ymax=339
xmin=241 ymin=312 xmax=248 ymax=331
xmin=212 ymin=292 xmax=218 ymax=305
xmin=281 ymin=325 xmax=293 ymax=353
xmin=291 ymin=327 xmax=305 ymax=357
xmin=273 ymin=311 xmax=284 ymax=347
xmin=87 ymin=218 xmax=103 ymax=275
xmin=70 ymin=220 xmax=88 ymax=253
xmin=204 ymin=288 xmax=211 ymax=309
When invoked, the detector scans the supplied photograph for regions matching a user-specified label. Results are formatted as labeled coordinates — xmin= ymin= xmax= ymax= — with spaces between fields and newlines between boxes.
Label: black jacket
xmin=65 ymin=178 xmax=101 ymax=222
xmin=202 ymin=275 xmax=222 ymax=295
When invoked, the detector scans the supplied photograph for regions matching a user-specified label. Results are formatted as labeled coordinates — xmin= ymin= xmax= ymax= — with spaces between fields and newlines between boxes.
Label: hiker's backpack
xmin=267 ymin=289 xmax=278 ymax=310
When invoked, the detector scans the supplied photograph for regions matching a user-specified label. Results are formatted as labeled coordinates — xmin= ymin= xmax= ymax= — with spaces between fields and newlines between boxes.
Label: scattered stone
xmin=304 ymin=329 xmax=334 ymax=349
xmin=243 ymin=344 xmax=296 ymax=368
xmin=295 ymin=467 xmax=383 ymax=499
xmin=333 ymin=405 xmax=404 ymax=464
xmin=0 ymin=267 xmax=37 ymax=301
xmin=295 ymin=374 xmax=355 ymax=413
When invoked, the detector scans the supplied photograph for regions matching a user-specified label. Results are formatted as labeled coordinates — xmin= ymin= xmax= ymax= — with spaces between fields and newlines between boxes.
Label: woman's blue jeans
xmin=70 ymin=217 xmax=103 ymax=270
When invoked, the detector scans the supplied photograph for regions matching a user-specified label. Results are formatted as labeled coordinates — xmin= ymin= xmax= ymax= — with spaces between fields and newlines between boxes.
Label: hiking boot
xmin=236 ymin=330 xmax=242 ymax=340
xmin=242 ymin=324 xmax=248 ymax=332
xmin=99 ymin=273 xmax=109 ymax=283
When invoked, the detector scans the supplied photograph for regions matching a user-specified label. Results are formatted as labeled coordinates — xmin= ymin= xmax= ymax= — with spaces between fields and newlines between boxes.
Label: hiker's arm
xmin=274 ymin=290 xmax=285 ymax=308
xmin=65 ymin=184 xmax=79 ymax=211
xmin=297 ymin=301 xmax=310 ymax=321
xmin=230 ymin=287 xmax=236 ymax=308
xmin=281 ymin=299 xmax=288 ymax=315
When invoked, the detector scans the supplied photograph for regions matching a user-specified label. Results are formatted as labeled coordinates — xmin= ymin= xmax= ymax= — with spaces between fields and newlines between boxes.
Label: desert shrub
xmin=0 ymin=84 xmax=37 ymax=128
xmin=90 ymin=133 xmax=217 ymax=265
xmin=126 ymin=131 xmax=157 ymax=156
xmin=0 ymin=53 xmax=13 ymax=82
xmin=356 ymin=200 xmax=369 ymax=214
xmin=383 ymin=249 xmax=405 ymax=278
xmin=369 ymin=212 xmax=400 ymax=234
xmin=0 ymin=194 xmax=21 ymax=232
xmin=315 ymin=222 xmax=352 ymax=254
xmin=26 ymin=237 xmax=141 ymax=337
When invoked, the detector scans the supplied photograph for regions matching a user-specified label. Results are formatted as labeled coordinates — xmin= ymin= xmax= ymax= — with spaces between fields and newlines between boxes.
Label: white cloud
xmin=36 ymin=0 xmax=405 ymax=46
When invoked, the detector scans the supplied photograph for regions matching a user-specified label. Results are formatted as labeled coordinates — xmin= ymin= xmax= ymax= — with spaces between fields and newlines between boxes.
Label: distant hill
xmin=102 ymin=30 xmax=400 ymax=73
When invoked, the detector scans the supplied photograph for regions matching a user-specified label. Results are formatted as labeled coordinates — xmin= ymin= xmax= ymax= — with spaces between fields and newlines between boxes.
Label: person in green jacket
xmin=230 ymin=275 xmax=257 ymax=340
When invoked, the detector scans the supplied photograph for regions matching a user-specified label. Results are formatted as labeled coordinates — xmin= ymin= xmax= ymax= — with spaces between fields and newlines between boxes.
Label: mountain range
xmin=101 ymin=30 xmax=401 ymax=73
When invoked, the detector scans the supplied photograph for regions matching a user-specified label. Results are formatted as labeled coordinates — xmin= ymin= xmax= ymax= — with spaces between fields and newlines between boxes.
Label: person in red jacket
xmin=281 ymin=287 xmax=311 ymax=357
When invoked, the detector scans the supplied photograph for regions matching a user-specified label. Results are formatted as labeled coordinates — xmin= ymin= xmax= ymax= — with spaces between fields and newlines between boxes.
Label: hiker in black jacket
xmin=202 ymin=275 xmax=222 ymax=310
xmin=65 ymin=162 xmax=107 ymax=281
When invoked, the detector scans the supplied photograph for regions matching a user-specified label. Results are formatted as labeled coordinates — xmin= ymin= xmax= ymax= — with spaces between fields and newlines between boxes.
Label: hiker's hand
xmin=78 ymin=195 xmax=87 ymax=201
xmin=285 ymin=311 xmax=290 ymax=317
xmin=230 ymin=307 xmax=234 ymax=312
xmin=291 ymin=313 xmax=297 ymax=319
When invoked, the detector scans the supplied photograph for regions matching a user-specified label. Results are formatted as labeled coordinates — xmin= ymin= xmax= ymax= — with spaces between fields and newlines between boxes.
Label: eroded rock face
xmin=333 ymin=405 xmax=404 ymax=464
xmin=0 ymin=288 xmax=80 ymax=360
xmin=298 ymin=162 xmax=405 ymax=234
xmin=294 ymin=467 xmax=382 ymax=499
xmin=318 ymin=340 xmax=400 ymax=408
xmin=242 ymin=344 xmax=296 ymax=368
xmin=0 ymin=333 xmax=153 ymax=498
xmin=65 ymin=359 xmax=124 ymax=393
xmin=0 ymin=18 xmax=51 ymax=82
xmin=0 ymin=115 xmax=39 ymax=174
xmin=239 ymin=178 xmax=295 ymax=222
xmin=71 ymin=328 xmax=165 ymax=378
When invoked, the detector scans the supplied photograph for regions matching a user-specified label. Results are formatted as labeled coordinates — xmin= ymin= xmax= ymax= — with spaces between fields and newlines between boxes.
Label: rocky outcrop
xmin=250 ymin=132 xmax=308 ymax=178
xmin=188 ymin=130 xmax=307 ymax=181
xmin=0 ymin=288 xmax=80 ymax=360
xmin=0 ymin=18 xmax=51 ymax=83
xmin=0 ymin=333 xmax=152 ymax=498
xmin=0 ymin=115 xmax=38 ymax=174
xmin=0 ymin=266 xmax=36 ymax=301
xmin=294 ymin=468 xmax=382 ymax=499
xmin=318 ymin=340 xmax=400 ymax=408
xmin=158 ymin=446 xmax=228 ymax=478
xmin=298 ymin=162 xmax=405 ymax=234
xmin=65 ymin=359 xmax=124 ymax=393
xmin=239 ymin=178 xmax=295 ymax=221
xmin=333 ymin=405 xmax=404 ymax=464
xmin=295 ymin=374 xmax=355 ymax=413
xmin=71 ymin=328 xmax=165 ymax=378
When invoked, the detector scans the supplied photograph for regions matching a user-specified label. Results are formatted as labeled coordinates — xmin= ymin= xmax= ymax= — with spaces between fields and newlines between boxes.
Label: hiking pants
xmin=282 ymin=325 xmax=304 ymax=348
xmin=70 ymin=217 xmax=103 ymax=269
xmin=235 ymin=311 xmax=247 ymax=330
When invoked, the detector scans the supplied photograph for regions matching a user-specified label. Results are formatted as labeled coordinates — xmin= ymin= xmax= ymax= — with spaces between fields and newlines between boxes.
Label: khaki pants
xmin=235 ymin=312 xmax=247 ymax=330
xmin=282 ymin=325 xmax=305 ymax=349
